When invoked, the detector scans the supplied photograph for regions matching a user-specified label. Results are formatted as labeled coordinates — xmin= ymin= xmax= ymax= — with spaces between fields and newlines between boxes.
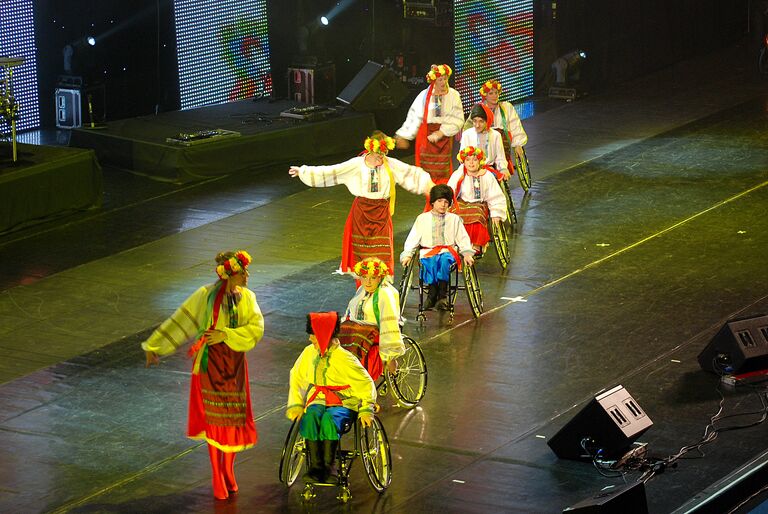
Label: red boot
xmin=208 ymin=444 xmax=229 ymax=500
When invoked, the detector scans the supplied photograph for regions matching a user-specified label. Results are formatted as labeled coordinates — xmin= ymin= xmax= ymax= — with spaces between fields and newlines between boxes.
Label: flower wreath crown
xmin=363 ymin=136 xmax=396 ymax=155
xmin=457 ymin=146 xmax=486 ymax=164
xmin=216 ymin=250 xmax=252 ymax=280
xmin=479 ymin=80 xmax=502 ymax=98
xmin=354 ymin=258 xmax=390 ymax=278
xmin=426 ymin=63 xmax=452 ymax=83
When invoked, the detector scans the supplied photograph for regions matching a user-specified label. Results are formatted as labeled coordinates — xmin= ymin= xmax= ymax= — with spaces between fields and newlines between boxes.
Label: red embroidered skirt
xmin=419 ymin=123 xmax=454 ymax=184
xmin=340 ymin=197 xmax=393 ymax=274
xmin=454 ymin=200 xmax=490 ymax=246
xmin=338 ymin=321 xmax=383 ymax=381
xmin=187 ymin=343 xmax=257 ymax=452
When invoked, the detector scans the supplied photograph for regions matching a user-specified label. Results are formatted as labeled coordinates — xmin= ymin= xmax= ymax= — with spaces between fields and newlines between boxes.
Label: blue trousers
xmin=299 ymin=404 xmax=357 ymax=441
xmin=420 ymin=252 xmax=455 ymax=285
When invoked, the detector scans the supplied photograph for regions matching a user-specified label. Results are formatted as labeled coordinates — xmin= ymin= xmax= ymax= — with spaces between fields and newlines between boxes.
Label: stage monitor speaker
xmin=337 ymin=61 xmax=408 ymax=111
xmin=547 ymin=385 xmax=653 ymax=461
xmin=563 ymin=481 xmax=648 ymax=513
xmin=697 ymin=314 xmax=768 ymax=374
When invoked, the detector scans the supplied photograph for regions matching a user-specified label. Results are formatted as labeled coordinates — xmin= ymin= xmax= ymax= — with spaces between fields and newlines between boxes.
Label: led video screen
xmin=454 ymin=0 xmax=534 ymax=110
xmin=0 ymin=0 xmax=41 ymax=131
xmin=173 ymin=0 xmax=272 ymax=110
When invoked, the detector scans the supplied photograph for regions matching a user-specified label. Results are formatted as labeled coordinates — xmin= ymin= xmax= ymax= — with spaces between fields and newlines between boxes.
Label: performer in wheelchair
xmin=447 ymin=146 xmax=507 ymax=255
xmin=400 ymin=184 xmax=475 ymax=311
xmin=286 ymin=312 xmax=377 ymax=484
xmin=339 ymin=257 xmax=405 ymax=380
xmin=478 ymin=79 xmax=528 ymax=164
xmin=142 ymin=250 xmax=264 ymax=501
xmin=460 ymin=103 xmax=510 ymax=180
xmin=289 ymin=131 xmax=434 ymax=278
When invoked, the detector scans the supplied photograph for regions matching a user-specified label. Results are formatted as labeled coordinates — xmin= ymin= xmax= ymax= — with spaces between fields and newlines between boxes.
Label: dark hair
xmin=469 ymin=103 xmax=487 ymax=121
xmin=305 ymin=312 xmax=341 ymax=337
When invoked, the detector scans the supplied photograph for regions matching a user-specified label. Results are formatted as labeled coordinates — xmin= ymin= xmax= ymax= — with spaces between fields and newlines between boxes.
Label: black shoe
xmin=435 ymin=281 xmax=450 ymax=310
xmin=422 ymin=286 xmax=438 ymax=310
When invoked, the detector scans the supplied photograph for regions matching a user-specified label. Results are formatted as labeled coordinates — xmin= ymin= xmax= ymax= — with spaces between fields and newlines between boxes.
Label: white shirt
xmin=491 ymin=101 xmax=528 ymax=147
xmin=401 ymin=211 xmax=474 ymax=261
xmin=459 ymin=128 xmax=508 ymax=174
xmin=345 ymin=282 xmax=405 ymax=361
xmin=447 ymin=168 xmax=507 ymax=220
xmin=396 ymin=87 xmax=465 ymax=141
xmin=296 ymin=155 xmax=432 ymax=199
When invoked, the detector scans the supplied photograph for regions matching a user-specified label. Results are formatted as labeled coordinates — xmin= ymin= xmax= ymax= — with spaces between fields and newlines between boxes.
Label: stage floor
xmin=1 ymin=42 xmax=768 ymax=513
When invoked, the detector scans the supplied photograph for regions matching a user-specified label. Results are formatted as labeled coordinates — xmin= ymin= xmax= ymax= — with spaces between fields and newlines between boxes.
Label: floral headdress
xmin=479 ymin=80 xmax=502 ymax=98
xmin=457 ymin=146 xmax=486 ymax=165
xmin=354 ymin=257 xmax=390 ymax=278
xmin=215 ymin=250 xmax=252 ymax=280
xmin=426 ymin=64 xmax=452 ymax=83
xmin=363 ymin=135 xmax=396 ymax=155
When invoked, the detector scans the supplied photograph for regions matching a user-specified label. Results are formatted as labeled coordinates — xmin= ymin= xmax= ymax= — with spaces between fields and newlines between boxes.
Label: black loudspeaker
xmin=697 ymin=314 xmax=768 ymax=374
xmin=563 ymin=481 xmax=648 ymax=513
xmin=336 ymin=61 xmax=408 ymax=111
xmin=548 ymin=385 xmax=653 ymax=461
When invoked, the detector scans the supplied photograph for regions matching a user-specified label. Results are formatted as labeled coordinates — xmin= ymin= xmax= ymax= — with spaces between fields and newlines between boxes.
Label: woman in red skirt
xmin=289 ymin=132 xmax=433 ymax=276
xmin=143 ymin=250 xmax=264 ymax=500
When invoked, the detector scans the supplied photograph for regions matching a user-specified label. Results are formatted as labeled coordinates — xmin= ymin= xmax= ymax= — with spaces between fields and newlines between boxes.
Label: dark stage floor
xmin=1 ymin=42 xmax=768 ymax=513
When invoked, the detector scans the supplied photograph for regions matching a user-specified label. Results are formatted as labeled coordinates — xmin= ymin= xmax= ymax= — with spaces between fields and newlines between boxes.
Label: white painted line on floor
xmin=501 ymin=296 xmax=528 ymax=302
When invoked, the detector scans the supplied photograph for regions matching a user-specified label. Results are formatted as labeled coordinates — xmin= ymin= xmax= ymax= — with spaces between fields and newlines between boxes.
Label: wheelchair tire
xmin=490 ymin=219 xmax=510 ymax=270
xmin=360 ymin=416 xmax=393 ymax=493
xmin=500 ymin=178 xmax=518 ymax=225
xmin=398 ymin=251 xmax=417 ymax=316
xmin=463 ymin=265 xmax=484 ymax=318
xmin=279 ymin=420 xmax=306 ymax=487
xmin=515 ymin=148 xmax=532 ymax=192
xmin=386 ymin=336 xmax=427 ymax=409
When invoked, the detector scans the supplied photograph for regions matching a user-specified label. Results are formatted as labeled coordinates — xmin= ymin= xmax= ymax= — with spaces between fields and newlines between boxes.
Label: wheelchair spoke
xmin=279 ymin=420 xmax=306 ymax=487
xmin=515 ymin=149 xmax=532 ymax=192
xmin=463 ymin=266 xmax=484 ymax=318
xmin=360 ymin=418 xmax=392 ymax=492
xmin=388 ymin=337 xmax=427 ymax=408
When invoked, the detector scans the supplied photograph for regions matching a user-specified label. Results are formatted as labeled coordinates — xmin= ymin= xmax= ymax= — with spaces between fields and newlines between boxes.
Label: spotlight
xmin=86 ymin=36 xmax=96 ymax=46
xmin=320 ymin=16 xmax=329 ymax=26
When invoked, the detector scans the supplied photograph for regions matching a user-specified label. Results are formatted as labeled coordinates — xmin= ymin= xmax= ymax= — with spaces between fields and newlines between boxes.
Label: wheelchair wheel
xmin=463 ymin=265 xmax=484 ymax=318
xmin=360 ymin=416 xmax=392 ymax=493
xmin=386 ymin=336 xmax=427 ymax=409
xmin=515 ymin=148 xmax=532 ymax=192
xmin=500 ymin=178 xmax=518 ymax=225
xmin=398 ymin=251 xmax=416 ymax=316
xmin=490 ymin=219 xmax=510 ymax=270
xmin=279 ymin=420 xmax=306 ymax=487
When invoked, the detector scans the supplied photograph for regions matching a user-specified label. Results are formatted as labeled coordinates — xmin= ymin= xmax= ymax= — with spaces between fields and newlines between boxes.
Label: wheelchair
xmin=376 ymin=335 xmax=428 ymax=409
xmin=494 ymin=127 xmax=532 ymax=193
xmin=278 ymin=415 xmax=392 ymax=503
xmin=398 ymin=249 xmax=483 ymax=323
xmin=488 ymin=215 xmax=511 ymax=270
xmin=514 ymin=147 xmax=532 ymax=192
